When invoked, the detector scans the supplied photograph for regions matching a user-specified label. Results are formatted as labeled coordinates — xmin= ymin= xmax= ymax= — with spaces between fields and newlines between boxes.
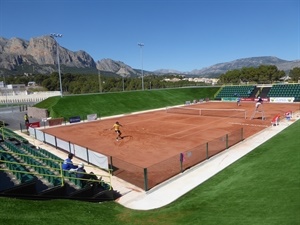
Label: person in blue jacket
xmin=62 ymin=153 xmax=78 ymax=170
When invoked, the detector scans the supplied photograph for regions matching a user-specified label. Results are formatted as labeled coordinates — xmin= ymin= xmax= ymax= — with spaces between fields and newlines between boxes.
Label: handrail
xmin=0 ymin=149 xmax=112 ymax=189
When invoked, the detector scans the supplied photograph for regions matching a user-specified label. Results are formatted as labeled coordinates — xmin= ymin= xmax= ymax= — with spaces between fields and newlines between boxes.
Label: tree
xmin=289 ymin=67 xmax=300 ymax=82
xmin=218 ymin=65 xmax=285 ymax=84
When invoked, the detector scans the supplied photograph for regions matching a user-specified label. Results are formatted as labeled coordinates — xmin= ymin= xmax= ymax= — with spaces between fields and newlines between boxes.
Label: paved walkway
xmin=1 ymin=107 xmax=299 ymax=210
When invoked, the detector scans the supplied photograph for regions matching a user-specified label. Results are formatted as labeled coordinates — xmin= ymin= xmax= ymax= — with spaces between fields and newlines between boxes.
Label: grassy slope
xmin=0 ymin=120 xmax=299 ymax=224
xmin=34 ymin=87 xmax=219 ymax=119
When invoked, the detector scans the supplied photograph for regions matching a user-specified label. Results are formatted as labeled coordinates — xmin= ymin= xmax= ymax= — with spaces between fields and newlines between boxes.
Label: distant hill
xmin=187 ymin=56 xmax=300 ymax=77
xmin=0 ymin=36 xmax=299 ymax=77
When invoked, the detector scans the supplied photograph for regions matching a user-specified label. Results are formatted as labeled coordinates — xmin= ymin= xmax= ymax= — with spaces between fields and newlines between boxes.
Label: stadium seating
xmin=215 ymin=84 xmax=299 ymax=101
xmin=2 ymin=128 xmax=29 ymax=144
xmin=267 ymin=84 xmax=300 ymax=101
xmin=215 ymin=85 xmax=256 ymax=99
xmin=2 ymin=141 xmax=62 ymax=186
xmin=0 ymin=128 xmax=119 ymax=202
xmin=0 ymin=148 xmax=35 ymax=184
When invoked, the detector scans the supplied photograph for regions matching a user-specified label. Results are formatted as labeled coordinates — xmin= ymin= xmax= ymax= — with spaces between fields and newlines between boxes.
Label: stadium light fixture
xmin=138 ymin=43 xmax=144 ymax=90
xmin=50 ymin=33 xmax=63 ymax=97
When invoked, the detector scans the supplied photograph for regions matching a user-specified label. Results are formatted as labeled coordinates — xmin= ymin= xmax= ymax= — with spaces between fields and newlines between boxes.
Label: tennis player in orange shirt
xmin=112 ymin=121 xmax=123 ymax=141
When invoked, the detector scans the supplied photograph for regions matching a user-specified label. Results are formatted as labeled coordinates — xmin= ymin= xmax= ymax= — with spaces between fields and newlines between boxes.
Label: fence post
xmin=226 ymin=134 xmax=229 ymax=149
xmin=34 ymin=128 xmax=37 ymax=139
xmin=86 ymin=147 xmax=89 ymax=164
xmin=1 ymin=125 xmax=4 ymax=140
xmin=180 ymin=153 xmax=184 ymax=173
xmin=144 ymin=168 xmax=148 ymax=191
xmin=43 ymin=131 xmax=46 ymax=143
xmin=110 ymin=156 xmax=114 ymax=175
xmin=241 ymin=127 xmax=244 ymax=141
xmin=55 ymin=136 xmax=58 ymax=149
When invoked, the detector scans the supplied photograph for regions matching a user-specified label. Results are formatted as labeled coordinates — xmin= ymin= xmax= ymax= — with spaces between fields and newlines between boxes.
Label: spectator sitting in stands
xmin=62 ymin=153 xmax=78 ymax=170
xmin=71 ymin=163 xmax=99 ymax=187
xmin=74 ymin=163 xmax=87 ymax=186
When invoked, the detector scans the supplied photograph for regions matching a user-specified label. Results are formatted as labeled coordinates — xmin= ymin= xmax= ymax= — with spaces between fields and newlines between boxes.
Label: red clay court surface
xmin=42 ymin=101 xmax=299 ymax=188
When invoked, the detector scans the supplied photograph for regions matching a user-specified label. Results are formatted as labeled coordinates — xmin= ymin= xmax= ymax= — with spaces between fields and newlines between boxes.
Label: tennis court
xmin=42 ymin=101 xmax=300 ymax=189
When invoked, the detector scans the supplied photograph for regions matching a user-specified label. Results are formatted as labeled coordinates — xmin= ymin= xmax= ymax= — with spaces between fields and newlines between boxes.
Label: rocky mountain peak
xmin=0 ymin=36 xmax=96 ymax=73
xmin=96 ymin=58 xmax=136 ymax=75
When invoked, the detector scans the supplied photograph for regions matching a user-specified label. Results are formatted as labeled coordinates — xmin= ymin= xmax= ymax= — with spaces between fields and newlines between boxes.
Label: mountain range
xmin=0 ymin=35 xmax=299 ymax=77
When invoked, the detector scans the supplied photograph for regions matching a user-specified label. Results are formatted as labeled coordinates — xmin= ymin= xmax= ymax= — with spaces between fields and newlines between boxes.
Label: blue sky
xmin=0 ymin=0 xmax=299 ymax=72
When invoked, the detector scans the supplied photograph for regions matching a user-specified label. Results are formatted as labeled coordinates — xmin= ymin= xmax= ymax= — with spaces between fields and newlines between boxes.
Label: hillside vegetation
xmin=34 ymin=87 xmax=220 ymax=119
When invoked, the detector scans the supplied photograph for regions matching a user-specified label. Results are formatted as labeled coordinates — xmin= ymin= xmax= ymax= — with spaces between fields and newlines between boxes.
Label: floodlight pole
xmin=3 ymin=74 xmax=8 ymax=107
xmin=138 ymin=43 xmax=144 ymax=90
xmin=50 ymin=33 xmax=63 ymax=97
xmin=98 ymin=70 xmax=102 ymax=93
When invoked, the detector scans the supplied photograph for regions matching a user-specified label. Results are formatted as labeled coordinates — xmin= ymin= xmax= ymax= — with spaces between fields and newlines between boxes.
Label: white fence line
xmin=0 ymin=91 xmax=60 ymax=104
xmin=29 ymin=127 xmax=109 ymax=170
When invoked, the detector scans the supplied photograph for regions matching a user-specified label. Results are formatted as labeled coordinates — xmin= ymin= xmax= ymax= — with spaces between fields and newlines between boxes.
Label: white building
xmin=0 ymin=83 xmax=60 ymax=104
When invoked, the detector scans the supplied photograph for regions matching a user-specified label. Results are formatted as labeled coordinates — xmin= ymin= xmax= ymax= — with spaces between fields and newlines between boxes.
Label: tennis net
xmin=166 ymin=107 xmax=247 ymax=118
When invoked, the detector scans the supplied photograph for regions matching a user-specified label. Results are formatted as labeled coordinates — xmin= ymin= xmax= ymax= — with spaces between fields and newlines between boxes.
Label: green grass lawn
xmin=1 ymin=120 xmax=299 ymax=225
xmin=34 ymin=87 xmax=219 ymax=119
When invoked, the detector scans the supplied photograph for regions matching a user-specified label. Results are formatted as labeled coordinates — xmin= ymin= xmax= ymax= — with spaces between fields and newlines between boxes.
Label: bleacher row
xmin=216 ymin=85 xmax=256 ymax=98
xmin=267 ymin=84 xmax=300 ymax=100
xmin=2 ymin=141 xmax=62 ymax=186
xmin=0 ymin=127 xmax=120 ymax=202
xmin=216 ymin=84 xmax=300 ymax=101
